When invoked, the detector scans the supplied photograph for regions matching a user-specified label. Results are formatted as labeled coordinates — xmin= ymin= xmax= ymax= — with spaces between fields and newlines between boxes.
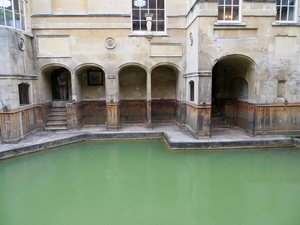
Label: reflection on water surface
xmin=0 ymin=140 xmax=300 ymax=225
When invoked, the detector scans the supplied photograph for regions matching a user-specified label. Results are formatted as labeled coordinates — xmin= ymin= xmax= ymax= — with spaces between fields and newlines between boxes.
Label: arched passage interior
xmin=40 ymin=66 xmax=72 ymax=104
xmin=119 ymin=66 xmax=147 ymax=124
xmin=211 ymin=55 xmax=256 ymax=133
xmin=74 ymin=65 xmax=106 ymax=125
xmin=151 ymin=65 xmax=178 ymax=123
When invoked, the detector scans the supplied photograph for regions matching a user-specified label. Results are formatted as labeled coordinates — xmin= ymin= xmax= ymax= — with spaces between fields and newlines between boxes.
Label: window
xmin=276 ymin=0 xmax=297 ymax=22
xmin=87 ymin=70 xmax=104 ymax=86
xmin=132 ymin=0 xmax=165 ymax=32
xmin=18 ymin=83 xmax=29 ymax=105
xmin=0 ymin=0 xmax=26 ymax=30
xmin=218 ymin=0 xmax=240 ymax=22
xmin=189 ymin=81 xmax=194 ymax=102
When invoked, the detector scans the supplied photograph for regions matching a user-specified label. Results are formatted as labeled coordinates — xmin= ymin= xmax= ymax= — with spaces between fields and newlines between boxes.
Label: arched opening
xmin=40 ymin=65 xmax=72 ymax=104
xmin=18 ymin=83 xmax=30 ymax=105
xmin=211 ymin=55 xmax=255 ymax=133
xmin=51 ymin=68 xmax=71 ymax=101
xmin=151 ymin=65 xmax=178 ymax=123
xmin=74 ymin=64 xmax=106 ymax=125
xmin=189 ymin=80 xmax=194 ymax=102
xmin=119 ymin=66 xmax=147 ymax=124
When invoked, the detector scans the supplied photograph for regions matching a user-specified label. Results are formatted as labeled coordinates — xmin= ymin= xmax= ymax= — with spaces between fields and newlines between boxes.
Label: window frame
xmin=87 ymin=70 xmax=104 ymax=86
xmin=0 ymin=0 xmax=26 ymax=31
xmin=217 ymin=0 xmax=242 ymax=23
xmin=275 ymin=0 xmax=298 ymax=23
xmin=131 ymin=0 xmax=166 ymax=33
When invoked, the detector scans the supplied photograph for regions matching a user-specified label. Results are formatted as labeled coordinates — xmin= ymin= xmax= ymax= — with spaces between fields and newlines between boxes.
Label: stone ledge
xmin=0 ymin=131 xmax=298 ymax=160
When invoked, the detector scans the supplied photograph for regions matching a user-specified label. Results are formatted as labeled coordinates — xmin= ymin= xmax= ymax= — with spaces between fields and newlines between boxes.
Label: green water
xmin=0 ymin=140 xmax=300 ymax=225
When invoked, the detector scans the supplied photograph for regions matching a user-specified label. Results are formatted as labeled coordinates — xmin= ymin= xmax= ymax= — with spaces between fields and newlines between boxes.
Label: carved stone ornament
xmin=189 ymin=32 xmax=193 ymax=46
xmin=18 ymin=37 xmax=25 ymax=51
xmin=105 ymin=37 xmax=116 ymax=49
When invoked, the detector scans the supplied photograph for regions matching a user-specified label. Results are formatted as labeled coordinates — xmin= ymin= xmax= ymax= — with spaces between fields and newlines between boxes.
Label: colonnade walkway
xmin=0 ymin=125 xmax=299 ymax=160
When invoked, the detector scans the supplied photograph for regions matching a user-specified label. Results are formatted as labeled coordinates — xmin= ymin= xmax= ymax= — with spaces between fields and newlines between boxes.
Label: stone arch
xmin=73 ymin=63 xmax=107 ymax=125
xmin=118 ymin=63 xmax=147 ymax=124
xmin=150 ymin=63 xmax=179 ymax=124
xmin=117 ymin=62 xmax=148 ymax=75
xmin=73 ymin=63 xmax=106 ymax=102
xmin=211 ymin=54 xmax=257 ymax=133
xmin=212 ymin=54 xmax=256 ymax=102
xmin=39 ymin=64 xmax=72 ymax=103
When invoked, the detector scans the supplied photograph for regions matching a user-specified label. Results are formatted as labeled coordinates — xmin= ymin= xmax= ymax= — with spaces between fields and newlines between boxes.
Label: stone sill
xmin=128 ymin=32 xmax=169 ymax=37
xmin=214 ymin=22 xmax=247 ymax=26
xmin=272 ymin=22 xmax=300 ymax=26
xmin=31 ymin=13 xmax=131 ymax=17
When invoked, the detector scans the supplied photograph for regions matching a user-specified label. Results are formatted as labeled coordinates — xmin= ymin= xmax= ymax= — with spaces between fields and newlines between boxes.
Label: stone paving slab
xmin=0 ymin=125 xmax=298 ymax=160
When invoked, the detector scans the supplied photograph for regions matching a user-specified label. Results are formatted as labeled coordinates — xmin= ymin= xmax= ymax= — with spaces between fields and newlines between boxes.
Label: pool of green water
xmin=0 ymin=140 xmax=300 ymax=225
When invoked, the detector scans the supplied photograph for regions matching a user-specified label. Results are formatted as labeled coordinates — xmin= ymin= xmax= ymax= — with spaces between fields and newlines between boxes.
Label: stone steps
xmin=211 ymin=106 xmax=230 ymax=129
xmin=45 ymin=104 xmax=68 ymax=131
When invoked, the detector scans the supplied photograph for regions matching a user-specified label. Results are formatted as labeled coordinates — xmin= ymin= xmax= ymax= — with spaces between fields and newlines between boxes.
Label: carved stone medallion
xmin=105 ymin=37 xmax=116 ymax=50
xmin=18 ymin=37 xmax=25 ymax=51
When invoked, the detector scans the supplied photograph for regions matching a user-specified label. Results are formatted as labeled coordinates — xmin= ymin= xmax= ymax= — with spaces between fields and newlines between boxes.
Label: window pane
xmin=233 ymin=6 xmax=239 ymax=20
xmin=141 ymin=20 xmax=147 ymax=30
xmin=15 ymin=12 xmax=21 ymax=29
xmin=157 ymin=0 xmax=164 ymax=9
xmin=225 ymin=0 xmax=231 ymax=5
xmin=157 ymin=9 xmax=164 ymax=20
xmin=225 ymin=6 xmax=231 ymax=20
xmin=149 ymin=0 xmax=156 ymax=9
xmin=289 ymin=0 xmax=295 ymax=5
xmin=276 ymin=0 xmax=280 ymax=5
xmin=133 ymin=21 xmax=140 ymax=30
xmin=133 ymin=9 xmax=140 ymax=20
xmin=276 ymin=6 xmax=280 ymax=20
xmin=149 ymin=9 xmax=156 ymax=20
xmin=14 ymin=0 xmax=20 ymax=13
xmin=281 ymin=6 xmax=287 ymax=20
xmin=218 ymin=6 xmax=224 ymax=20
xmin=20 ymin=0 xmax=25 ymax=15
xmin=157 ymin=21 xmax=164 ymax=31
xmin=141 ymin=9 xmax=148 ymax=20
xmin=233 ymin=0 xmax=239 ymax=5
xmin=219 ymin=0 xmax=224 ymax=5
xmin=5 ymin=10 xmax=13 ymax=27
xmin=151 ymin=21 xmax=156 ymax=31
xmin=0 ymin=9 xmax=4 ymax=25
xmin=21 ymin=15 xmax=25 ymax=30
xmin=288 ymin=6 xmax=294 ymax=20
xmin=6 ymin=0 xmax=12 ymax=11
xmin=282 ymin=0 xmax=288 ymax=5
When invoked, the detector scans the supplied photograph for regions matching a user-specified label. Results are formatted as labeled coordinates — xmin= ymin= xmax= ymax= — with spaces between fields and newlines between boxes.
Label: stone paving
xmin=0 ymin=124 xmax=298 ymax=159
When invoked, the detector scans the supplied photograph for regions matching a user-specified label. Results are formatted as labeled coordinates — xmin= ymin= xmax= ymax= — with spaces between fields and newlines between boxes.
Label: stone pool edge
xmin=0 ymin=132 xmax=299 ymax=160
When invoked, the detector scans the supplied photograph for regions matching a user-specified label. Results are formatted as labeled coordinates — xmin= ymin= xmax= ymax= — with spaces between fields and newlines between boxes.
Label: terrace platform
xmin=0 ymin=124 xmax=299 ymax=160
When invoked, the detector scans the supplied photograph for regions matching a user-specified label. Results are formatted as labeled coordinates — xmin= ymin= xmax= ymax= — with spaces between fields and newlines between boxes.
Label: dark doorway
xmin=18 ymin=83 xmax=30 ymax=105
xmin=51 ymin=68 xmax=70 ymax=100
xmin=211 ymin=55 xmax=254 ymax=133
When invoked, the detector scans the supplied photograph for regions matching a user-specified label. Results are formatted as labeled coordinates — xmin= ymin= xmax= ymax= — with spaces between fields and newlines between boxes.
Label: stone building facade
xmin=0 ymin=0 xmax=299 ymax=143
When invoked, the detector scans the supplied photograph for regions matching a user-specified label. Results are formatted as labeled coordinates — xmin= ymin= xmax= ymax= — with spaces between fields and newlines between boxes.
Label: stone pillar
xmin=71 ymin=71 xmax=77 ymax=102
xmin=105 ymin=73 xmax=119 ymax=130
xmin=146 ymin=71 xmax=152 ymax=128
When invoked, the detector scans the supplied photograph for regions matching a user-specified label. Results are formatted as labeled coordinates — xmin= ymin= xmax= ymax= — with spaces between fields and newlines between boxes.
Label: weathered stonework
xmin=0 ymin=0 xmax=300 ymax=143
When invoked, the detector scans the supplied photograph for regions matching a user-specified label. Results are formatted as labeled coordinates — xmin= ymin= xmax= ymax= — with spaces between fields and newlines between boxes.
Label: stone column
xmin=71 ymin=71 xmax=77 ymax=102
xmin=106 ymin=73 xmax=119 ymax=131
xmin=146 ymin=71 xmax=152 ymax=128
